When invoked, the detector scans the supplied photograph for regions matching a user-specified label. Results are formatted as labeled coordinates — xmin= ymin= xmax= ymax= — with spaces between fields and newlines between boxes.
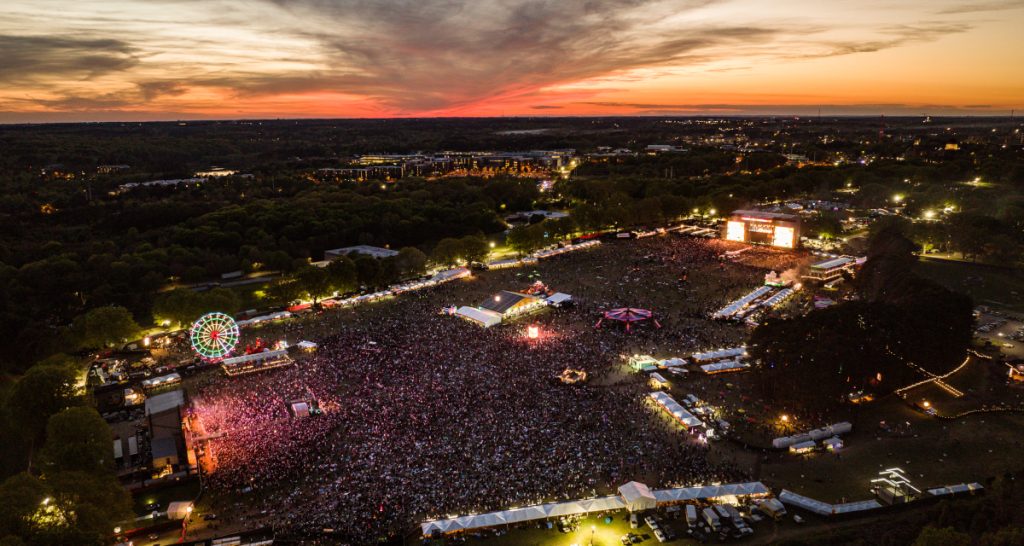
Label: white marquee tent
xmin=455 ymin=306 xmax=502 ymax=328
xmin=618 ymin=481 xmax=657 ymax=512
xmin=421 ymin=481 xmax=769 ymax=536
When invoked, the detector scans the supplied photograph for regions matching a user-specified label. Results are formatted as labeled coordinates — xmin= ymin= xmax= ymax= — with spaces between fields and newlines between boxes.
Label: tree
xmin=506 ymin=223 xmax=545 ymax=255
xmin=7 ymin=365 xmax=79 ymax=442
xmin=395 ymin=247 xmax=427 ymax=277
xmin=39 ymin=407 xmax=112 ymax=475
xmin=152 ymin=288 xmax=196 ymax=328
xmin=325 ymin=257 xmax=358 ymax=295
xmin=293 ymin=265 xmax=331 ymax=305
xmin=0 ymin=473 xmax=48 ymax=540
xmin=68 ymin=306 xmax=140 ymax=349
xmin=42 ymin=471 xmax=132 ymax=546
xmin=431 ymin=238 xmax=463 ymax=267
xmin=459 ymin=235 xmax=490 ymax=264
xmin=914 ymin=526 xmax=971 ymax=546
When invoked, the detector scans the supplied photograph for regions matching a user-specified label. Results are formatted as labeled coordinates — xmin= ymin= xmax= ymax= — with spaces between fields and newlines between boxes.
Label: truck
xmin=702 ymin=506 xmax=720 ymax=531
xmin=685 ymin=505 xmax=698 ymax=528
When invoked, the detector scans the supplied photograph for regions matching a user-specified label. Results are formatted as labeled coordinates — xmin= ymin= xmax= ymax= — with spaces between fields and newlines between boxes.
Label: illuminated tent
xmin=618 ymin=481 xmax=658 ymax=512
xmin=595 ymin=307 xmax=661 ymax=332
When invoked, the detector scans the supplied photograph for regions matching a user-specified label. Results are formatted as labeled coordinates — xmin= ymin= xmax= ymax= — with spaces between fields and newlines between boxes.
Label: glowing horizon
xmin=1 ymin=0 xmax=1022 ymax=123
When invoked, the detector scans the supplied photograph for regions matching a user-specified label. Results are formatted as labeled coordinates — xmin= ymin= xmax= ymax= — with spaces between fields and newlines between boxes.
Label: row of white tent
xmin=421 ymin=481 xmax=769 ymax=536
xmin=927 ymin=483 xmax=984 ymax=497
xmin=533 ymin=239 xmax=601 ymax=259
xmin=700 ymin=359 xmax=751 ymax=374
xmin=691 ymin=346 xmax=747 ymax=363
xmin=237 ymin=311 xmax=292 ymax=327
xmin=649 ymin=391 xmax=704 ymax=430
xmin=761 ymin=288 xmax=794 ymax=308
xmin=711 ymin=286 xmax=775 ymax=319
xmin=778 ymin=490 xmax=882 ymax=516
xmin=324 ymin=267 xmax=471 ymax=310
xmin=772 ymin=422 xmax=853 ymax=449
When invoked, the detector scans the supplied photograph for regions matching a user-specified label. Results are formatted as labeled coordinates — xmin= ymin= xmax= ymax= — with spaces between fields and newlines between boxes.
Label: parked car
xmin=654 ymin=528 xmax=667 ymax=543
xmin=629 ymin=513 xmax=639 ymax=529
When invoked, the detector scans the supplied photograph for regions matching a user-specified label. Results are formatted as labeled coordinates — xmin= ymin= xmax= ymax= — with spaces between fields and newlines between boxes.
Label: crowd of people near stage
xmin=190 ymin=236 xmax=766 ymax=543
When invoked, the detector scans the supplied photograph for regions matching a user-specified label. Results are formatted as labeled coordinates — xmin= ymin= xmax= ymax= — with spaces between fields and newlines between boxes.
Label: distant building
xmin=645 ymin=144 xmax=689 ymax=154
xmin=195 ymin=167 xmax=238 ymax=177
xmin=324 ymin=245 xmax=399 ymax=260
xmin=97 ymin=164 xmax=130 ymax=174
xmin=723 ymin=210 xmax=801 ymax=249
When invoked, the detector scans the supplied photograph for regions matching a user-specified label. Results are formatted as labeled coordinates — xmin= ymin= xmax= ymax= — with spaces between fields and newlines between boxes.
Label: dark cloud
xmin=936 ymin=1 xmax=1023 ymax=15
xmin=242 ymin=0 xmax=776 ymax=112
xmin=0 ymin=35 xmax=138 ymax=81
xmin=531 ymin=105 xmax=563 ymax=109
xmin=137 ymin=81 xmax=189 ymax=101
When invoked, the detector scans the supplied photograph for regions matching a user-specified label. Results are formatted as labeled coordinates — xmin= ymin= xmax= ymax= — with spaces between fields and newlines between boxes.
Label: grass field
xmin=918 ymin=257 xmax=1024 ymax=312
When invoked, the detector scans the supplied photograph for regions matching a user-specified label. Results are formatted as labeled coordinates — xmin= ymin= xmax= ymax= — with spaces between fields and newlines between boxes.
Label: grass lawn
xmin=918 ymin=258 xmax=1024 ymax=312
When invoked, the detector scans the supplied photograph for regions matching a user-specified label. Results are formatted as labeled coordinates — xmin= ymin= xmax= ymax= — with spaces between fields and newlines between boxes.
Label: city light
xmin=892 ymin=194 xmax=904 ymax=203
xmin=923 ymin=210 xmax=936 ymax=219
xmin=527 ymin=326 xmax=540 ymax=339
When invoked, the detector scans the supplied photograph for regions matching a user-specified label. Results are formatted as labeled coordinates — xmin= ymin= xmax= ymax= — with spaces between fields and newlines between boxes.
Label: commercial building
xmin=723 ymin=210 xmax=801 ymax=249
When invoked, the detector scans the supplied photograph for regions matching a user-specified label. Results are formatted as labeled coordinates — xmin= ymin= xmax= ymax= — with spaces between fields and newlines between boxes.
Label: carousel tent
xmin=596 ymin=307 xmax=660 ymax=331
xmin=455 ymin=306 xmax=502 ymax=328
xmin=618 ymin=481 xmax=658 ymax=512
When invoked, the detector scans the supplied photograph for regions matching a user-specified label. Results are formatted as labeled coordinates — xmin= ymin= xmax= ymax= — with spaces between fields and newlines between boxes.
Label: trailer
xmin=702 ymin=507 xmax=720 ymax=530
xmin=685 ymin=505 xmax=698 ymax=527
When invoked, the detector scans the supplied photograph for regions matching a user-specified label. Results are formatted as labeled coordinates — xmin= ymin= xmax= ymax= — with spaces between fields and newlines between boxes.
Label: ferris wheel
xmin=189 ymin=312 xmax=240 ymax=362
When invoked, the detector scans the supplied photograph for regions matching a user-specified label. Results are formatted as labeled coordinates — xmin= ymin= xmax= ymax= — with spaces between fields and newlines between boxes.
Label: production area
xmin=94 ymin=214 xmax=1024 ymax=546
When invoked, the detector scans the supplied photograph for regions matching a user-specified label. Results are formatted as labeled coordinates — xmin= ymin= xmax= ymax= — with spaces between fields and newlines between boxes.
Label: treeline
xmin=0 ymin=176 xmax=537 ymax=372
xmin=0 ymin=358 xmax=132 ymax=546
xmin=750 ymin=221 xmax=974 ymax=414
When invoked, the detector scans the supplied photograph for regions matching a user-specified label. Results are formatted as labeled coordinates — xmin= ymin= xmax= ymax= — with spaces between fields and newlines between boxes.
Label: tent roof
xmin=145 ymin=390 xmax=185 ymax=416
xmin=618 ymin=481 xmax=656 ymax=503
xmin=456 ymin=306 xmax=502 ymax=327
xmin=546 ymin=292 xmax=573 ymax=304
xmin=480 ymin=291 xmax=538 ymax=314
xmin=603 ymin=307 xmax=653 ymax=322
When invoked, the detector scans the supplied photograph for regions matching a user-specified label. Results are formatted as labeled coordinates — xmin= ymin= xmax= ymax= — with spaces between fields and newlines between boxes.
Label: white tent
xmin=455 ymin=306 xmax=502 ymax=328
xmin=297 ymin=340 xmax=317 ymax=351
xmin=691 ymin=346 xmax=747 ymax=362
xmin=166 ymin=501 xmax=193 ymax=520
xmin=700 ymin=360 xmax=750 ymax=374
xmin=545 ymin=292 xmax=573 ymax=306
xmin=649 ymin=391 xmax=704 ymax=430
xmin=618 ymin=481 xmax=658 ymax=512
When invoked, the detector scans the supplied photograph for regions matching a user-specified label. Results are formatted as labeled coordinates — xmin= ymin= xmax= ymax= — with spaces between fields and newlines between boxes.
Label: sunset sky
xmin=1 ymin=0 xmax=1022 ymax=122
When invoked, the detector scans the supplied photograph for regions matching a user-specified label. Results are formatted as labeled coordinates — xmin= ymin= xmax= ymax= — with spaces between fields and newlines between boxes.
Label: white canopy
xmin=421 ymin=480 xmax=768 ymax=536
xmin=545 ymin=292 xmax=573 ymax=305
xmin=618 ymin=481 xmax=657 ymax=512
xmin=778 ymin=490 xmax=881 ymax=516
xmin=691 ymin=346 xmax=747 ymax=362
xmin=700 ymin=360 xmax=750 ymax=374
xmin=650 ymin=391 xmax=704 ymax=430
xmin=455 ymin=306 xmax=502 ymax=328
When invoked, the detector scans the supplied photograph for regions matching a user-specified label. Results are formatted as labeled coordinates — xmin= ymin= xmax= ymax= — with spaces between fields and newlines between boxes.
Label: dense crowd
xmin=190 ymin=236 xmax=764 ymax=543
